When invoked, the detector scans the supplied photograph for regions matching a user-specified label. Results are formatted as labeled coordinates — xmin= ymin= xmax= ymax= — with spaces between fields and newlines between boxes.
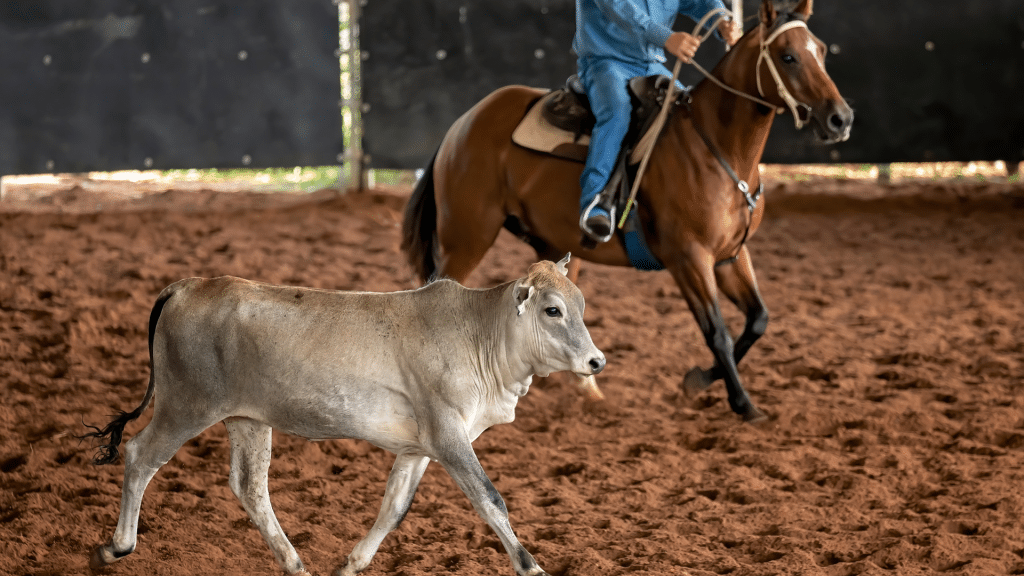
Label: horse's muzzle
xmin=812 ymin=99 xmax=854 ymax=144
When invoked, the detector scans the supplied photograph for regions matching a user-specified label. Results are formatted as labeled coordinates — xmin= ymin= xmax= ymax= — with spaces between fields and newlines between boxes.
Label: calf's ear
xmin=514 ymin=281 xmax=535 ymax=316
xmin=556 ymin=253 xmax=571 ymax=276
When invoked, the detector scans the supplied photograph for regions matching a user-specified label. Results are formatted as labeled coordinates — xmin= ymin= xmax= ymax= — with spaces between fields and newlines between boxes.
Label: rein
xmin=688 ymin=16 xmax=813 ymax=128
xmin=618 ymin=8 xmax=811 ymax=230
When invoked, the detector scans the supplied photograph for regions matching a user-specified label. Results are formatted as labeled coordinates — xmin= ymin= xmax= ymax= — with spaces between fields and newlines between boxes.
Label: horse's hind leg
xmin=684 ymin=246 xmax=769 ymax=395
xmin=434 ymin=186 xmax=507 ymax=284
xmin=90 ymin=415 xmax=213 ymax=570
xmin=225 ymin=418 xmax=307 ymax=574
xmin=668 ymin=245 xmax=767 ymax=423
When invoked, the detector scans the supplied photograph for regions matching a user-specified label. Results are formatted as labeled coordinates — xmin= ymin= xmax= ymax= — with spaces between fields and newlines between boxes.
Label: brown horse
xmin=401 ymin=0 xmax=852 ymax=422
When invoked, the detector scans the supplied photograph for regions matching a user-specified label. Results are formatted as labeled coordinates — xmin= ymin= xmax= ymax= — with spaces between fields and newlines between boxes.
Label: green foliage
xmin=161 ymin=166 xmax=344 ymax=193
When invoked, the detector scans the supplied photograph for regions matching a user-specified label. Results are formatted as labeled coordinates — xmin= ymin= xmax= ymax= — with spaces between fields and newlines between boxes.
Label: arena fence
xmin=358 ymin=0 xmax=1024 ymax=170
xmin=2 ymin=1 xmax=1022 ymax=182
xmin=0 ymin=1 xmax=342 ymax=179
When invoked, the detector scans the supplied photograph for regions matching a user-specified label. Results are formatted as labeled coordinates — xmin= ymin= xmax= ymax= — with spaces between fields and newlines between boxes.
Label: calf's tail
xmin=400 ymin=150 xmax=440 ymax=283
xmin=79 ymin=284 xmax=177 ymax=465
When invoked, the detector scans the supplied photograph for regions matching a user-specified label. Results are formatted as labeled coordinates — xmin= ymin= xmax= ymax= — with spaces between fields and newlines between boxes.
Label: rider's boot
xmin=580 ymin=188 xmax=617 ymax=244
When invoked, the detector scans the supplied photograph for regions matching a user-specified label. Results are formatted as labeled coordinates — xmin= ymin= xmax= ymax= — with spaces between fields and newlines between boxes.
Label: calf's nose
xmin=588 ymin=356 xmax=606 ymax=375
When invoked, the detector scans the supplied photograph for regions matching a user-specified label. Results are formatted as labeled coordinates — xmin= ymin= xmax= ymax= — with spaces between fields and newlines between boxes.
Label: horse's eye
xmin=545 ymin=307 xmax=561 ymax=317
xmin=781 ymin=54 xmax=797 ymax=64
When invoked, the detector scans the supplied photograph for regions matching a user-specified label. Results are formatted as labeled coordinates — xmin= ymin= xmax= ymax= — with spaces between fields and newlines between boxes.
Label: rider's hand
xmin=664 ymin=32 xmax=700 ymax=63
xmin=718 ymin=19 xmax=742 ymax=46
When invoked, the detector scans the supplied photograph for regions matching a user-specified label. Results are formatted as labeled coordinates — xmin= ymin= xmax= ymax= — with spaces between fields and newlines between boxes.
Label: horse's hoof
xmin=576 ymin=374 xmax=605 ymax=401
xmin=682 ymin=367 xmax=712 ymax=396
xmin=742 ymin=406 xmax=769 ymax=424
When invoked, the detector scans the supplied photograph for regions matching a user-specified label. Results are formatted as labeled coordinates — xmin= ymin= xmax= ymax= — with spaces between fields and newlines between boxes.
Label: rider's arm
xmin=591 ymin=0 xmax=676 ymax=49
xmin=677 ymin=0 xmax=729 ymax=30
xmin=678 ymin=0 xmax=737 ymax=44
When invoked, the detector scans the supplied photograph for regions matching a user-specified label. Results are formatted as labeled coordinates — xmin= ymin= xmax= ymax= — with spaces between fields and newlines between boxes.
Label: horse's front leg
xmin=668 ymin=245 xmax=767 ymax=423
xmin=683 ymin=245 xmax=769 ymax=397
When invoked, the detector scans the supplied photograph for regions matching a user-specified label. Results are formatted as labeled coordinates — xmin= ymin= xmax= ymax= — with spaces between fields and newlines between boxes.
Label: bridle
xmin=755 ymin=16 xmax=814 ymax=129
xmin=686 ymin=8 xmax=816 ymax=131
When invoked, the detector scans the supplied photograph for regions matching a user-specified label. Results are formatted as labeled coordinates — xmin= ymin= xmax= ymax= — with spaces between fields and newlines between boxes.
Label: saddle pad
xmin=620 ymin=205 xmax=665 ymax=272
xmin=511 ymin=91 xmax=590 ymax=163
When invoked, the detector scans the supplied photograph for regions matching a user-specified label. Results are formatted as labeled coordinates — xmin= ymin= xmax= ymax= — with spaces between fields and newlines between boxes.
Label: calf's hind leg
xmin=90 ymin=416 xmax=213 ymax=570
xmin=335 ymin=453 xmax=430 ymax=576
xmin=225 ymin=418 xmax=308 ymax=575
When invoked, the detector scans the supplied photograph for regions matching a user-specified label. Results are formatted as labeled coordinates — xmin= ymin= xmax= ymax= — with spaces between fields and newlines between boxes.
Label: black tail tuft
xmin=78 ymin=410 xmax=143 ymax=465
xmin=401 ymin=150 xmax=440 ymax=283
xmin=77 ymin=283 xmax=176 ymax=465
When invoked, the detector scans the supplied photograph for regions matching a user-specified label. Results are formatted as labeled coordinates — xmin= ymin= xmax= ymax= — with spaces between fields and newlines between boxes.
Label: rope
xmin=618 ymin=8 xmax=734 ymax=229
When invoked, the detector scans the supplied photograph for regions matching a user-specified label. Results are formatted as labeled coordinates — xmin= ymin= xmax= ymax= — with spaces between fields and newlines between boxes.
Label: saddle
xmin=512 ymin=74 xmax=686 ymax=164
xmin=511 ymin=74 xmax=689 ymax=251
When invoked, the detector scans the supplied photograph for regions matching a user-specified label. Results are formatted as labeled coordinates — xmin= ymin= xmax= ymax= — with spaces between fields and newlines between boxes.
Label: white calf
xmin=84 ymin=255 xmax=604 ymax=576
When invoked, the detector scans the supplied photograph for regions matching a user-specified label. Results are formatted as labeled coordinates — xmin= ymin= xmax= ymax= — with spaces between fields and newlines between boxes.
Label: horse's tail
xmin=401 ymin=149 xmax=440 ymax=283
xmin=79 ymin=283 xmax=178 ymax=465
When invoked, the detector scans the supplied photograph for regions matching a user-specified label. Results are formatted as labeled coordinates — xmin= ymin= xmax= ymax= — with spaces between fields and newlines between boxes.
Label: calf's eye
xmin=545 ymin=307 xmax=562 ymax=317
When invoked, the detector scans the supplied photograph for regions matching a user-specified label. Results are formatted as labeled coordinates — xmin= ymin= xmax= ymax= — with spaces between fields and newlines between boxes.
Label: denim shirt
xmin=573 ymin=0 xmax=727 ymax=64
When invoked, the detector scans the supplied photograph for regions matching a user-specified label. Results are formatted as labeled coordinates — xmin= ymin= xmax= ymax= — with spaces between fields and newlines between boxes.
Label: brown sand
xmin=1 ymin=178 xmax=1023 ymax=576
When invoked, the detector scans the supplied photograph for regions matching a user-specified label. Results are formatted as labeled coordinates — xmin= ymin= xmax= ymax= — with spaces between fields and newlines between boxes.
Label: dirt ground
xmin=1 ymin=176 xmax=1023 ymax=576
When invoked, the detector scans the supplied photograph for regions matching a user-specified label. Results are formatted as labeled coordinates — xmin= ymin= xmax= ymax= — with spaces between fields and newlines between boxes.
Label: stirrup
xmin=579 ymin=195 xmax=616 ymax=245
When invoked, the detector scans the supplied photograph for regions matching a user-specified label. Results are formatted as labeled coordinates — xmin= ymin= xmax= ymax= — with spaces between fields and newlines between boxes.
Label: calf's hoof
xmin=88 ymin=544 xmax=115 ymax=572
xmin=682 ymin=367 xmax=712 ymax=396
xmin=332 ymin=563 xmax=358 ymax=576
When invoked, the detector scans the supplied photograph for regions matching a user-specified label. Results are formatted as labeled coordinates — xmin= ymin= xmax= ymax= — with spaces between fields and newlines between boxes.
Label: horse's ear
xmin=759 ymin=0 xmax=778 ymax=28
xmin=794 ymin=0 xmax=813 ymax=18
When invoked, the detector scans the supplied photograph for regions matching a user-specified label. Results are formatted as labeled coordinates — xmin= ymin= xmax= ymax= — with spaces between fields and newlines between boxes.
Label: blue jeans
xmin=578 ymin=56 xmax=675 ymax=216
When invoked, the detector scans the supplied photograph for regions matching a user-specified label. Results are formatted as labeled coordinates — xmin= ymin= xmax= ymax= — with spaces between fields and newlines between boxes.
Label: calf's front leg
xmin=335 ymin=453 xmax=430 ymax=576
xmin=431 ymin=419 xmax=548 ymax=576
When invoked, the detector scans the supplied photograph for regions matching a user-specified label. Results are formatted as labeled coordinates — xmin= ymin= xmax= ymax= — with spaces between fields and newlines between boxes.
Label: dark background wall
xmin=0 ymin=0 xmax=341 ymax=177
xmin=360 ymin=0 xmax=1024 ymax=169
xmin=3 ymin=1 xmax=1022 ymax=177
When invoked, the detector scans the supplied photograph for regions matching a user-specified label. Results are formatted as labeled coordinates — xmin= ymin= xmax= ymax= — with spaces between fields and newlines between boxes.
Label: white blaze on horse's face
xmin=514 ymin=254 xmax=605 ymax=378
xmin=806 ymin=37 xmax=824 ymax=68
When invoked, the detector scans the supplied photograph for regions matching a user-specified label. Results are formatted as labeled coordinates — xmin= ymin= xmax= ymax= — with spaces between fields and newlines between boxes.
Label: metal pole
xmin=341 ymin=0 xmax=367 ymax=191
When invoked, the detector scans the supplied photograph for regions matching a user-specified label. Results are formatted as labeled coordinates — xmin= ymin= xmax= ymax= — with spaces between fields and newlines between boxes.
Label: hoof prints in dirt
xmin=1 ymin=182 xmax=1024 ymax=575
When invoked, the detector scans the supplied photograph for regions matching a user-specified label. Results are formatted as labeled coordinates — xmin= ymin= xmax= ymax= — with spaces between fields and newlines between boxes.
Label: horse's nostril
xmin=829 ymin=113 xmax=845 ymax=129
xmin=589 ymin=357 xmax=606 ymax=373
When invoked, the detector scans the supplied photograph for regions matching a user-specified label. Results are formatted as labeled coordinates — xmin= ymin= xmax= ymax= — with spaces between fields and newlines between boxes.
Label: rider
xmin=575 ymin=0 xmax=742 ymax=242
